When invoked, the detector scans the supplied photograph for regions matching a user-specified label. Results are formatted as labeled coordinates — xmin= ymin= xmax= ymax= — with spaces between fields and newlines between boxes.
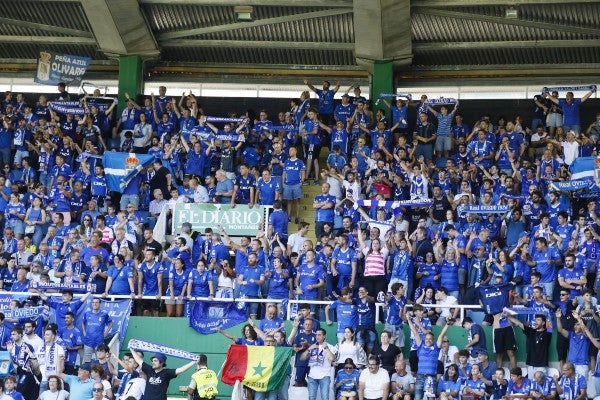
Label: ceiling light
xmin=234 ymin=6 xmax=253 ymax=21
xmin=505 ymin=7 xmax=518 ymax=19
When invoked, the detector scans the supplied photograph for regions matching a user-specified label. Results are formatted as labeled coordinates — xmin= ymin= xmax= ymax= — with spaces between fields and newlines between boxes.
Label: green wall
xmin=122 ymin=317 xmax=559 ymax=398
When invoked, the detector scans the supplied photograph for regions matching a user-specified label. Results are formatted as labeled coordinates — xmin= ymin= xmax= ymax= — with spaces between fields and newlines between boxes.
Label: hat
xmin=79 ymin=363 xmax=91 ymax=372
xmin=341 ymin=93 xmax=350 ymax=98
xmin=152 ymin=353 xmax=167 ymax=364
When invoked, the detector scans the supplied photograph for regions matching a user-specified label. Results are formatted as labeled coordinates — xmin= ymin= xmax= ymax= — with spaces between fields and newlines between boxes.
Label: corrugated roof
xmin=0 ymin=44 xmax=105 ymax=61
xmin=0 ymin=1 xmax=92 ymax=32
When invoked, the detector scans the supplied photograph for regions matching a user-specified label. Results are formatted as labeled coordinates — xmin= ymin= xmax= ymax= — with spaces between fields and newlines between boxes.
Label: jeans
xmin=308 ymin=375 xmax=330 ymax=400
xmin=255 ymin=391 xmax=278 ymax=400
xmin=415 ymin=374 xmax=436 ymax=400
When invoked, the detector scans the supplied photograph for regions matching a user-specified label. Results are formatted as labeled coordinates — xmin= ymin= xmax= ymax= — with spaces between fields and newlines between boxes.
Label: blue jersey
xmin=257 ymin=178 xmax=280 ymax=206
xmin=297 ymin=263 xmax=324 ymax=299
xmin=329 ymin=300 xmax=357 ymax=333
xmin=314 ymin=194 xmax=336 ymax=223
xmin=240 ymin=266 xmax=263 ymax=297
xmin=283 ymin=158 xmax=305 ymax=185
xmin=83 ymin=310 xmax=112 ymax=347
xmin=47 ymin=298 xmax=83 ymax=334
xmin=558 ymin=374 xmax=587 ymax=400
xmin=315 ymin=89 xmax=336 ymax=114
xmin=416 ymin=342 xmax=440 ymax=375
xmin=409 ymin=317 xmax=431 ymax=350
xmin=568 ymin=332 xmax=590 ymax=365
xmin=335 ymin=368 xmax=360 ymax=395
xmin=268 ymin=209 xmax=288 ymax=239
xmin=467 ymin=323 xmax=487 ymax=357
xmin=106 ymin=265 xmax=134 ymax=295
xmin=355 ymin=298 xmax=375 ymax=328
xmin=440 ymin=261 xmax=460 ymax=292
xmin=332 ymin=247 xmax=357 ymax=277
xmin=391 ymin=249 xmax=412 ymax=281
xmin=61 ymin=326 xmax=83 ymax=366
xmin=167 ymin=268 xmax=188 ymax=296
xmin=188 ymin=269 xmax=211 ymax=297
xmin=139 ymin=261 xmax=164 ymax=296
xmin=234 ymin=174 xmax=256 ymax=204
xmin=417 ymin=263 xmax=441 ymax=289
xmin=385 ymin=295 xmax=406 ymax=326
xmin=508 ymin=378 xmax=532 ymax=396
xmin=532 ymin=246 xmax=561 ymax=282
xmin=267 ymin=268 xmax=289 ymax=299
xmin=479 ymin=284 xmax=513 ymax=315
xmin=334 ymin=104 xmax=355 ymax=124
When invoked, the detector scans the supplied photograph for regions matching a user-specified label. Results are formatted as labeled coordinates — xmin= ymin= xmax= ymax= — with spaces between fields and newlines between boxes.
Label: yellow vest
xmin=192 ymin=367 xmax=219 ymax=398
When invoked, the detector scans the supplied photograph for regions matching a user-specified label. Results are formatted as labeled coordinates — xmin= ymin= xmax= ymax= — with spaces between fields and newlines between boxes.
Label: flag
xmin=222 ymin=345 xmax=293 ymax=392
xmin=102 ymin=152 xmax=154 ymax=193
xmin=570 ymin=156 xmax=595 ymax=181
xmin=188 ymin=300 xmax=247 ymax=335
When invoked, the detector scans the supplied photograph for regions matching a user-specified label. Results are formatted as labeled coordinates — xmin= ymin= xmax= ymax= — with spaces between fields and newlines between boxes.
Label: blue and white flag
xmin=35 ymin=281 xmax=95 ymax=293
xmin=542 ymin=85 xmax=596 ymax=93
xmin=34 ymin=50 xmax=91 ymax=86
xmin=550 ymin=180 xmax=593 ymax=192
xmin=354 ymin=199 xmax=432 ymax=209
xmin=0 ymin=294 xmax=30 ymax=311
xmin=570 ymin=156 xmax=596 ymax=181
xmin=2 ymin=306 xmax=45 ymax=320
xmin=103 ymin=152 xmax=155 ymax=193
xmin=188 ymin=300 xmax=247 ymax=335
xmin=74 ymin=297 xmax=132 ymax=345
xmin=458 ymin=204 xmax=510 ymax=216
xmin=128 ymin=338 xmax=199 ymax=361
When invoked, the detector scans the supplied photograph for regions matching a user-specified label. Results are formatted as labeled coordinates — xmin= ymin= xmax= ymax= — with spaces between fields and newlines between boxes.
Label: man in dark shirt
xmin=131 ymin=349 xmax=195 ymax=400
xmin=142 ymin=228 xmax=163 ymax=255
xmin=506 ymin=313 xmax=551 ymax=376
xmin=149 ymin=159 xmax=172 ymax=200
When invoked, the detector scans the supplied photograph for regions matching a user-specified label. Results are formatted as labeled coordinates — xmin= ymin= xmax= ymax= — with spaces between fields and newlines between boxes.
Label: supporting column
xmin=371 ymin=61 xmax=394 ymax=117
xmin=118 ymin=55 xmax=143 ymax=114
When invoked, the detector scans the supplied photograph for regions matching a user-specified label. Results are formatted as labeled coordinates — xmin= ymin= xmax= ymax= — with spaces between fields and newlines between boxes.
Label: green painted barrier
xmin=122 ymin=317 xmax=560 ymax=398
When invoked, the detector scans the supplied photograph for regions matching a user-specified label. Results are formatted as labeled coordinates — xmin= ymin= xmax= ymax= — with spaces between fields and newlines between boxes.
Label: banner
xmin=2 ymin=306 xmax=45 ymax=320
xmin=48 ymin=101 xmax=85 ymax=116
xmin=74 ymin=297 xmax=132 ymax=345
xmin=35 ymin=281 xmax=96 ymax=293
xmin=0 ymin=294 xmax=30 ymax=311
xmin=222 ymin=345 xmax=294 ymax=392
xmin=188 ymin=300 xmax=247 ymax=335
xmin=128 ymin=338 xmax=199 ymax=361
xmin=205 ymin=117 xmax=246 ymax=123
xmin=196 ymin=132 xmax=245 ymax=142
xmin=550 ymin=180 xmax=593 ymax=192
xmin=34 ymin=50 xmax=91 ymax=86
xmin=354 ymin=199 xmax=432 ymax=209
xmin=457 ymin=205 xmax=510 ymax=216
xmin=86 ymin=96 xmax=116 ymax=113
xmin=542 ymin=85 xmax=596 ymax=93
xmin=103 ymin=152 xmax=155 ymax=192
xmin=426 ymin=98 xmax=457 ymax=105
xmin=570 ymin=156 xmax=596 ymax=181
xmin=172 ymin=203 xmax=266 ymax=236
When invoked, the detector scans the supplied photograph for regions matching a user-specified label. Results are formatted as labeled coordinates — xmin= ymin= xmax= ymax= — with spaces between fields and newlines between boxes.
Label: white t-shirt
xmin=23 ymin=334 xmax=44 ymax=354
xmin=359 ymin=368 xmax=390 ymax=399
xmin=117 ymin=376 xmax=146 ymax=400
xmin=437 ymin=296 xmax=458 ymax=318
xmin=561 ymin=140 xmax=579 ymax=166
xmin=307 ymin=342 xmax=336 ymax=379
xmin=36 ymin=341 xmax=65 ymax=381
xmin=287 ymin=233 xmax=306 ymax=254
xmin=39 ymin=389 xmax=69 ymax=400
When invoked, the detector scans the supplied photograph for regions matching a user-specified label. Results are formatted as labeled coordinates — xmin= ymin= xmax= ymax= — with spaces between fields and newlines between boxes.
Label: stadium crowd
xmin=0 ymin=81 xmax=599 ymax=400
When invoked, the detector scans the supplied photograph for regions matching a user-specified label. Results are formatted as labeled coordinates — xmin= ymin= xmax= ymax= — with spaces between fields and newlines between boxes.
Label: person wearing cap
xmin=130 ymin=349 xmax=196 ymax=400
xmin=188 ymin=354 xmax=218 ymax=400
xmin=58 ymin=361 xmax=95 ymax=399
xmin=334 ymin=93 xmax=356 ymax=126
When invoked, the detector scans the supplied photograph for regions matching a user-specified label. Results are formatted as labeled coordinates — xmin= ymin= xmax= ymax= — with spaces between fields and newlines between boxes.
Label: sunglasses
xmin=93 ymin=388 xmax=103 ymax=392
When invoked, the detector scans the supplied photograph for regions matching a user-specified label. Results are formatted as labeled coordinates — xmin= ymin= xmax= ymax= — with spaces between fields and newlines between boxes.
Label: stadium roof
xmin=0 ymin=0 xmax=599 ymax=85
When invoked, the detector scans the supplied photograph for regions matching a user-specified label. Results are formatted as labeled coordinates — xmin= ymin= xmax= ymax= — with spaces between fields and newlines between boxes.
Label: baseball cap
xmin=152 ymin=353 xmax=167 ymax=364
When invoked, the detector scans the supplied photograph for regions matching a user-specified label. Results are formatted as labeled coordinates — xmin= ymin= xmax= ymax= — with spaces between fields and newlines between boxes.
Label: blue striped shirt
xmin=417 ymin=342 xmax=440 ymax=375
xmin=436 ymin=113 xmax=453 ymax=136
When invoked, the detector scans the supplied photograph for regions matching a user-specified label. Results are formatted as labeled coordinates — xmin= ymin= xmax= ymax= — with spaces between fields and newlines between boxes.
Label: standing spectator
xmin=130 ymin=350 xmax=195 ymax=400
xmin=38 ymin=291 xmax=91 ymax=334
xmin=282 ymin=146 xmax=305 ymax=224
xmin=137 ymin=249 xmax=164 ymax=317
xmin=556 ymin=307 xmax=591 ymax=377
xmin=187 ymin=354 xmax=218 ymax=400
xmin=82 ymin=298 xmax=113 ymax=363
xmin=461 ymin=317 xmax=487 ymax=361
xmin=302 ymin=328 xmax=336 ymax=400
xmin=545 ymin=88 xmax=594 ymax=133
xmin=506 ymin=313 xmax=552 ymax=377
xmin=371 ymin=330 xmax=401 ymax=377
xmin=61 ymin=312 xmax=83 ymax=375
xmin=313 ymin=183 xmax=336 ymax=239
xmin=32 ymin=326 xmax=65 ymax=394
xmin=305 ymin=79 xmax=340 ymax=126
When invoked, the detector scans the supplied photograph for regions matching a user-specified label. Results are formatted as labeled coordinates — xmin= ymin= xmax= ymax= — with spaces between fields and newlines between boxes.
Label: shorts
xmin=305 ymin=143 xmax=321 ymax=160
xmin=435 ymin=136 xmax=452 ymax=152
xmin=164 ymin=297 xmax=185 ymax=305
xmin=493 ymin=326 xmax=517 ymax=353
xmin=546 ymin=113 xmax=562 ymax=127
xmin=283 ymin=183 xmax=302 ymax=200
xmin=142 ymin=299 xmax=162 ymax=311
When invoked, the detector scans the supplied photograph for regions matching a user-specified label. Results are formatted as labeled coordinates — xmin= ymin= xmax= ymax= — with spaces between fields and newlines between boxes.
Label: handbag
xmin=25 ymin=225 xmax=35 ymax=234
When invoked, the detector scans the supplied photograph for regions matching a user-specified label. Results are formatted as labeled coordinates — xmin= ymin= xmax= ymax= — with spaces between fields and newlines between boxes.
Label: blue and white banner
xmin=128 ymin=338 xmax=199 ymax=361
xmin=3 ymin=306 xmax=45 ymax=320
xmin=499 ymin=193 xmax=528 ymax=201
xmin=205 ymin=117 xmax=246 ymax=123
xmin=188 ymin=300 xmax=247 ymax=335
xmin=49 ymin=101 xmax=85 ymax=116
xmin=196 ymin=132 xmax=245 ymax=142
xmin=271 ymin=125 xmax=298 ymax=132
xmin=543 ymin=85 xmax=596 ymax=93
xmin=426 ymin=98 xmax=457 ymax=105
xmin=458 ymin=204 xmax=510 ymax=216
xmin=378 ymin=93 xmax=412 ymax=101
xmin=74 ymin=297 xmax=132 ymax=345
xmin=86 ymin=96 xmax=116 ymax=113
xmin=103 ymin=152 xmax=155 ymax=192
xmin=354 ymin=199 xmax=432 ymax=209
xmin=550 ymin=180 xmax=593 ymax=192
xmin=35 ymin=281 xmax=96 ymax=293
xmin=504 ymin=307 xmax=540 ymax=315
xmin=0 ymin=294 xmax=29 ymax=311
xmin=34 ymin=50 xmax=91 ymax=86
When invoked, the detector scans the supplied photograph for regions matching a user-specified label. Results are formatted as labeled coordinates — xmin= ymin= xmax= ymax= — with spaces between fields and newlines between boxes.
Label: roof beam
xmin=413 ymin=8 xmax=600 ymax=36
xmin=0 ymin=17 xmax=93 ymax=38
xmin=160 ymin=39 xmax=354 ymax=51
xmin=413 ymin=39 xmax=600 ymax=50
xmin=415 ymin=0 xmax=600 ymax=6
xmin=158 ymin=8 xmax=353 ymax=40
xmin=0 ymin=36 xmax=96 ymax=44
xmin=141 ymin=0 xmax=351 ymax=5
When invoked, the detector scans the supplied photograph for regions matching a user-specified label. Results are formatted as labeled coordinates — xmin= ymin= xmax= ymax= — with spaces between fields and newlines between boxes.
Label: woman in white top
xmin=334 ymin=327 xmax=367 ymax=373
xmin=215 ymin=259 xmax=235 ymax=298
xmin=38 ymin=374 xmax=69 ymax=400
